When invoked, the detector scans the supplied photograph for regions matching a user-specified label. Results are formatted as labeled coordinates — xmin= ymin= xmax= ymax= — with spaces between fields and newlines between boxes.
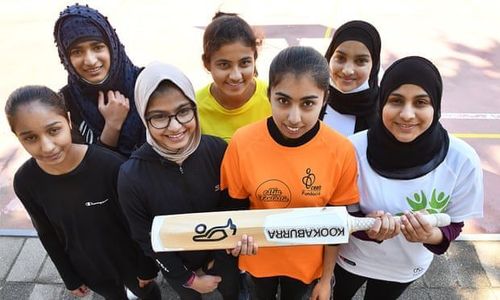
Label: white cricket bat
xmin=151 ymin=207 xmax=451 ymax=252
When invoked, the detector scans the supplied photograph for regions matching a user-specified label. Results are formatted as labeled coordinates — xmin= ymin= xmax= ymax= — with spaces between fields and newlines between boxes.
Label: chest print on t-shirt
xmin=301 ymin=168 xmax=322 ymax=197
xmin=398 ymin=188 xmax=451 ymax=215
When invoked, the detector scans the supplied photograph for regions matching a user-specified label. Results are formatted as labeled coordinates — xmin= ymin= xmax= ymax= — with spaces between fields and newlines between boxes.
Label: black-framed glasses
xmin=146 ymin=107 xmax=195 ymax=129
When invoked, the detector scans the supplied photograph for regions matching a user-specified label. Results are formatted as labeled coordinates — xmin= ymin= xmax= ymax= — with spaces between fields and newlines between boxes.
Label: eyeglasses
xmin=146 ymin=107 xmax=195 ymax=129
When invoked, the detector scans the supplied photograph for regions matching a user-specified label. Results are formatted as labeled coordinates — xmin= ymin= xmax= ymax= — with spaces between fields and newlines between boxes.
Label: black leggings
xmin=164 ymin=252 xmax=240 ymax=300
xmin=333 ymin=264 xmax=413 ymax=300
xmin=90 ymin=275 xmax=161 ymax=300
xmin=250 ymin=275 xmax=313 ymax=300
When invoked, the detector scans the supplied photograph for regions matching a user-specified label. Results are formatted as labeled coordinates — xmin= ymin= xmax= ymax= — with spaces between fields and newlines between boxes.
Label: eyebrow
xmin=390 ymin=92 xmax=430 ymax=98
xmin=274 ymin=92 xmax=319 ymax=101
xmin=18 ymin=121 xmax=62 ymax=136
xmin=146 ymin=102 xmax=191 ymax=115
xmin=70 ymin=41 xmax=105 ymax=50
xmin=334 ymin=50 xmax=370 ymax=58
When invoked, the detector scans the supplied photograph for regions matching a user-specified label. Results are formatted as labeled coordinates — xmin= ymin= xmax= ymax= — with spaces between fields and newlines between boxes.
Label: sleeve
xmin=117 ymin=168 xmax=192 ymax=284
xmin=220 ymin=137 xmax=250 ymax=200
xmin=424 ymin=222 xmax=464 ymax=255
xmin=13 ymin=173 xmax=83 ymax=290
xmin=329 ymin=141 xmax=359 ymax=206
xmin=445 ymin=152 xmax=484 ymax=222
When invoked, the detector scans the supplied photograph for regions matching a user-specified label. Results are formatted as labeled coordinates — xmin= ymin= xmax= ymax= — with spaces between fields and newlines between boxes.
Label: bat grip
xmin=350 ymin=213 xmax=451 ymax=232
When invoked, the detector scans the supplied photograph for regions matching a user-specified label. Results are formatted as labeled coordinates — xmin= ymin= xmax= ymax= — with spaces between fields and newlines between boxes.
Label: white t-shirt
xmin=323 ymin=106 xmax=356 ymax=137
xmin=337 ymin=130 xmax=484 ymax=282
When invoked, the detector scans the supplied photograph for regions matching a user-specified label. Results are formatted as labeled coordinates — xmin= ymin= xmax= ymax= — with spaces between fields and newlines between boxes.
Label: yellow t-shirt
xmin=196 ymin=78 xmax=271 ymax=142
xmin=221 ymin=119 xmax=359 ymax=283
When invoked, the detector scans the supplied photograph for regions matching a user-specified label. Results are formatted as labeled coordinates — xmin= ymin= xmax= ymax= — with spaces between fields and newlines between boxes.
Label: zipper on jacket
xmin=179 ymin=165 xmax=184 ymax=174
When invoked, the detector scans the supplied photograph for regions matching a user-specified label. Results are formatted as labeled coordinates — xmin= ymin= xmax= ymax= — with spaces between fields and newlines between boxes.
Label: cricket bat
xmin=151 ymin=207 xmax=451 ymax=252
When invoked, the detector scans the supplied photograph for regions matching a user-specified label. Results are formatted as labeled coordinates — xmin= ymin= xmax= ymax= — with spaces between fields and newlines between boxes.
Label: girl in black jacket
xmin=118 ymin=62 xmax=253 ymax=300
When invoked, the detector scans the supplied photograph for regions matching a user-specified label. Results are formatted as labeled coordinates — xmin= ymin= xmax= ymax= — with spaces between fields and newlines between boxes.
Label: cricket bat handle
xmin=349 ymin=213 xmax=451 ymax=232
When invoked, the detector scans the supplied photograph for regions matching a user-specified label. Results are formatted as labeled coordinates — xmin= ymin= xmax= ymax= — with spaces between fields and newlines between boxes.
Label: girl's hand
xmin=98 ymin=90 xmax=130 ymax=130
xmin=400 ymin=211 xmax=435 ymax=243
xmin=190 ymin=274 xmax=222 ymax=293
xmin=310 ymin=277 xmax=331 ymax=300
xmin=70 ymin=284 xmax=90 ymax=297
xmin=227 ymin=234 xmax=258 ymax=256
xmin=366 ymin=210 xmax=401 ymax=241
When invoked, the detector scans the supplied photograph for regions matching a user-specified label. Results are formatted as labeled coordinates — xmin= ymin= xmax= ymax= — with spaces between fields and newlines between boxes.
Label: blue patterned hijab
xmin=54 ymin=4 xmax=145 ymax=156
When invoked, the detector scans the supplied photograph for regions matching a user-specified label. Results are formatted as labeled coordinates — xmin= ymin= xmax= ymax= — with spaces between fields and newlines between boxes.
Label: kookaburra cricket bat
xmin=151 ymin=207 xmax=451 ymax=252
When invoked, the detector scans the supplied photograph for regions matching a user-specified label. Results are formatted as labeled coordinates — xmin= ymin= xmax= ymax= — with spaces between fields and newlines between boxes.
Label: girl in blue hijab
xmin=54 ymin=4 xmax=145 ymax=157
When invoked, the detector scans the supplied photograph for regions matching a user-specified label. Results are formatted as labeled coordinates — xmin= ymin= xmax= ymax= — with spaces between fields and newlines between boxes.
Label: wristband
xmin=182 ymin=271 xmax=196 ymax=288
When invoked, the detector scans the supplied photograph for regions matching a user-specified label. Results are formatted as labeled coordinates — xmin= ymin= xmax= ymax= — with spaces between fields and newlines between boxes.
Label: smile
xmin=85 ymin=66 xmax=103 ymax=74
xmin=166 ymin=131 xmax=186 ymax=141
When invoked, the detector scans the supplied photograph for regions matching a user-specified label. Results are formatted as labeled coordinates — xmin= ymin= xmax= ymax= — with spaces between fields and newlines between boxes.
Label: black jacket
xmin=118 ymin=135 xmax=229 ymax=284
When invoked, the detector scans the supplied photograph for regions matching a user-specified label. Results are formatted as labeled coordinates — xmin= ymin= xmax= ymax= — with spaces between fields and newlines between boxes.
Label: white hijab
xmin=134 ymin=61 xmax=201 ymax=164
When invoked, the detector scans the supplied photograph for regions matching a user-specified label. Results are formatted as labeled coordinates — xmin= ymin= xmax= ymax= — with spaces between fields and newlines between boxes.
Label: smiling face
xmin=329 ymin=40 xmax=372 ymax=92
xmin=69 ymin=39 xmax=111 ymax=84
xmin=145 ymin=87 xmax=196 ymax=151
xmin=12 ymin=101 xmax=74 ymax=169
xmin=270 ymin=73 xmax=325 ymax=139
xmin=382 ymin=84 xmax=434 ymax=143
xmin=205 ymin=41 xmax=256 ymax=108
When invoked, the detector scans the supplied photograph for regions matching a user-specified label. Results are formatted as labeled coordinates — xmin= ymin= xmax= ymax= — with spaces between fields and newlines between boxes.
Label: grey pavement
xmin=0 ymin=237 xmax=498 ymax=300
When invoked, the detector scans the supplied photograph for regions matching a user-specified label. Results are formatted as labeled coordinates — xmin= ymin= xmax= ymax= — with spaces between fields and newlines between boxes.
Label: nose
xmin=83 ymin=50 xmax=97 ymax=66
xmin=166 ymin=116 xmax=183 ymax=131
xmin=400 ymin=103 xmax=416 ymax=120
xmin=229 ymin=67 xmax=242 ymax=81
xmin=341 ymin=61 xmax=354 ymax=76
xmin=288 ymin=105 xmax=301 ymax=124
xmin=40 ymin=136 xmax=56 ymax=153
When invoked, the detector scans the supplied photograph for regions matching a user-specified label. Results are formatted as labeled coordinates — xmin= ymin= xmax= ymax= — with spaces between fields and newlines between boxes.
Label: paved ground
xmin=0 ymin=237 xmax=498 ymax=299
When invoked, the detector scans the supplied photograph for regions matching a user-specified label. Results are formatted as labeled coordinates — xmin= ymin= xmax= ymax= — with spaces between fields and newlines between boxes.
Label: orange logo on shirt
xmin=256 ymin=179 xmax=292 ymax=208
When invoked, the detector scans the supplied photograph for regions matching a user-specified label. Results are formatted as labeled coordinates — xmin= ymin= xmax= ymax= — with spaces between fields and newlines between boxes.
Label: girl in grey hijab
xmin=118 ymin=62 xmax=254 ymax=300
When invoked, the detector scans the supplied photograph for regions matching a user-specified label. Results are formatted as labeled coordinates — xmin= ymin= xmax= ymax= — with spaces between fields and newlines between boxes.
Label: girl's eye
xmin=240 ymin=59 xmax=252 ymax=67
xmin=277 ymin=97 xmax=288 ymax=105
xmin=333 ymin=55 xmax=345 ymax=64
xmin=387 ymin=97 xmax=403 ymax=105
xmin=94 ymin=44 xmax=106 ymax=51
xmin=416 ymin=98 xmax=431 ymax=106
xmin=49 ymin=127 xmax=61 ymax=135
xmin=70 ymin=49 xmax=81 ymax=56
xmin=23 ymin=135 xmax=37 ymax=142
xmin=302 ymin=100 xmax=315 ymax=107
xmin=217 ymin=62 xmax=229 ymax=69
xmin=355 ymin=58 xmax=369 ymax=65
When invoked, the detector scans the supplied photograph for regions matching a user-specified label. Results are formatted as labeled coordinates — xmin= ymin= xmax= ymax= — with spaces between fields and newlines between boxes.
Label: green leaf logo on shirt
xmin=403 ymin=189 xmax=451 ymax=214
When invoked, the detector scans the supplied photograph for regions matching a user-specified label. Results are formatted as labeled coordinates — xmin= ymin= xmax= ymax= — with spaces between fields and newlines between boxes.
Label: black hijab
xmin=321 ymin=20 xmax=381 ymax=132
xmin=367 ymin=56 xmax=449 ymax=179
xmin=54 ymin=4 xmax=145 ymax=156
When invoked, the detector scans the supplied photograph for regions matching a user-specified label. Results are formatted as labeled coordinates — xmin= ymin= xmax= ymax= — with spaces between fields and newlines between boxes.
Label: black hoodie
xmin=118 ymin=135 xmax=232 ymax=284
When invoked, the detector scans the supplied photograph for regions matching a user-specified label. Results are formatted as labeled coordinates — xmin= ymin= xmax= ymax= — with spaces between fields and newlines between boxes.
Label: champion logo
xmin=85 ymin=199 xmax=109 ymax=207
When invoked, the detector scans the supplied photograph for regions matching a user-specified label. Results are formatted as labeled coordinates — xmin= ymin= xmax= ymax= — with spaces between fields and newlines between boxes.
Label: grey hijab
xmin=134 ymin=62 xmax=201 ymax=164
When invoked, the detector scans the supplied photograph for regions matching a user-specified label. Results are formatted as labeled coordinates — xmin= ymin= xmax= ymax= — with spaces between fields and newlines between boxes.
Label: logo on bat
xmin=192 ymin=218 xmax=237 ymax=242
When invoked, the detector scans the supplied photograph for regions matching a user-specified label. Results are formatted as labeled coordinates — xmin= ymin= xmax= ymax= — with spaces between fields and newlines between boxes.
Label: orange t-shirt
xmin=221 ymin=119 xmax=359 ymax=283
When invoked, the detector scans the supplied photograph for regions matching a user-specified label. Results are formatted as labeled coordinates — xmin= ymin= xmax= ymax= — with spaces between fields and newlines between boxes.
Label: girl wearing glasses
xmin=118 ymin=62 xmax=254 ymax=300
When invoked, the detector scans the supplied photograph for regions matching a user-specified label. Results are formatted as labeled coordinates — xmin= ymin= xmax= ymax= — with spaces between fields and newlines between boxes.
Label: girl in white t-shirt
xmin=333 ymin=56 xmax=484 ymax=299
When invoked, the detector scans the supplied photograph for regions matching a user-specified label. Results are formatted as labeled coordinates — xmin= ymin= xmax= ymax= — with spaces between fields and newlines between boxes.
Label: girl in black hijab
xmin=54 ymin=4 xmax=145 ymax=157
xmin=320 ymin=20 xmax=381 ymax=136
xmin=333 ymin=56 xmax=484 ymax=299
